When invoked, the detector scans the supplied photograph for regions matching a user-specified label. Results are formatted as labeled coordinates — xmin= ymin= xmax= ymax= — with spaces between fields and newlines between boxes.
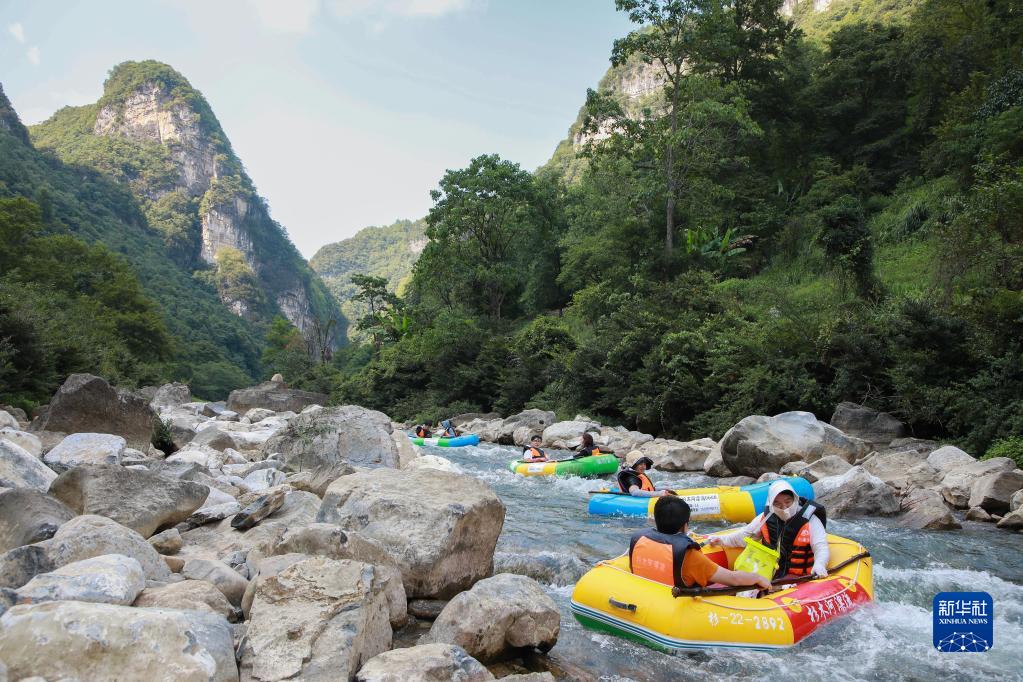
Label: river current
xmin=429 ymin=442 xmax=1023 ymax=681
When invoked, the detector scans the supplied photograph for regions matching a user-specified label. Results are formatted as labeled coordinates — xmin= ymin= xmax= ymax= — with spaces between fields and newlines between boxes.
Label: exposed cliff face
xmin=31 ymin=61 xmax=343 ymax=338
xmin=93 ymin=81 xmax=219 ymax=196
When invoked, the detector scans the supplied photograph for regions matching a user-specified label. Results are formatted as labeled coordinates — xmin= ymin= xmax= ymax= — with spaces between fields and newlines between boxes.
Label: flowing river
xmin=428 ymin=442 xmax=1023 ymax=681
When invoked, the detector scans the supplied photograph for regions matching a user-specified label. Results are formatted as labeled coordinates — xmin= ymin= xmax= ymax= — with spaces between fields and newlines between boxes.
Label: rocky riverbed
xmin=0 ymin=374 xmax=1020 ymax=681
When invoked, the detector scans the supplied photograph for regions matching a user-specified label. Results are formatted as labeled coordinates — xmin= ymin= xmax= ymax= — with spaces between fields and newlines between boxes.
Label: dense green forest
xmin=310 ymin=218 xmax=426 ymax=341
xmin=270 ymin=0 xmax=1023 ymax=457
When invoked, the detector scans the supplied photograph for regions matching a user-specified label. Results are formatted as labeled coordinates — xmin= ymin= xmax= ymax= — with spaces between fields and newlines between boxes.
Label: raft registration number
xmin=707 ymin=612 xmax=786 ymax=631
xmin=681 ymin=493 xmax=721 ymax=517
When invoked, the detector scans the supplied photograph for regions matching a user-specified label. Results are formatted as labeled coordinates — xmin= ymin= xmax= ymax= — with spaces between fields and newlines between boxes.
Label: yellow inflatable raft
xmin=570 ymin=532 xmax=872 ymax=652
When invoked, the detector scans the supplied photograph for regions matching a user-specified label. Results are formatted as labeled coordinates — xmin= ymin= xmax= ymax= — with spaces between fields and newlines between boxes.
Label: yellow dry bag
xmin=733 ymin=536 xmax=780 ymax=581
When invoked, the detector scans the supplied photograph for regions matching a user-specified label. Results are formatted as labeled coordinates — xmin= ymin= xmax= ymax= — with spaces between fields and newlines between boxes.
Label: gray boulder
xmin=642 ymin=437 xmax=715 ymax=472
xmin=231 ymin=487 xmax=287 ymax=531
xmin=812 ymin=466 xmax=900 ymax=518
xmin=318 ymin=468 xmax=504 ymax=599
xmin=595 ymin=426 xmax=654 ymax=454
xmin=423 ymin=573 xmax=559 ymax=663
xmin=996 ymin=508 xmax=1023 ymax=531
xmin=283 ymin=461 xmax=356 ymax=497
xmin=0 ymin=601 xmax=237 ymax=681
xmin=966 ymin=506 xmax=993 ymax=522
xmin=702 ymin=441 xmax=733 ymax=477
xmin=940 ymin=457 xmax=1016 ymax=508
xmin=830 ymin=402 xmax=907 ymax=448
xmin=30 ymin=373 xmax=157 ymax=450
xmin=1011 ymin=489 xmax=1023 ymax=513
xmin=240 ymin=558 xmax=392 ymax=681
xmin=0 ymin=440 xmax=57 ymax=492
xmin=967 ymin=469 xmax=1023 ymax=514
xmin=501 ymin=409 xmax=557 ymax=445
xmin=245 ymin=408 xmax=276 ymax=422
xmin=148 ymin=528 xmax=183 ymax=554
xmin=133 ymin=578 xmax=234 ymax=619
xmin=150 ymin=382 xmax=192 ymax=410
xmin=797 ymin=455 xmax=853 ymax=483
xmin=0 ymin=515 xmax=169 ymax=589
xmin=263 ymin=405 xmax=401 ymax=472
xmin=721 ymin=412 xmax=870 ymax=477
xmin=927 ymin=445 xmax=975 ymax=471
xmin=356 ymin=643 xmax=494 ymax=682
xmin=182 ymin=558 xmax=249 ymax=606
xmin=540 ymin=420 xmax=600 ymax=449
xmin=0 ymin=410 xmax=18 ymax=429
xmin=0 ymin=428 xmax=42 ymax=457
xmin=48 ymin=464 xmax=208 ymax=538
xmin=858 ymin=448 xmax=934 ymax=491
xmin=14 ymin=553 xmax=146 ymax=606
xmin=779 ymin=460 xmax=809 ymax=476
xmin=227 ymin=380 xmax=327 ymax=414
xmin=42 ymin=432 xmax=126 ymax=472
xmin=0 ymin=489 xmax=75 ymax=552
xmin=897 ymin=487 xmax=961 ymax=530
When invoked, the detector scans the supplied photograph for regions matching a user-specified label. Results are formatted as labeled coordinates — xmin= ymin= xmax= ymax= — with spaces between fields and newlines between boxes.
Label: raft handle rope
xmin=608 ymin=597 xmax=638 ymax=612
xmin=671 ymin=550 xmax=871 ymax=599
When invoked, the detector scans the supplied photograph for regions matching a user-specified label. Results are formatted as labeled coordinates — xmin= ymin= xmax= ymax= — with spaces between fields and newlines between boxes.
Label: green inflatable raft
xmin=508 ymin=454 xmax=619 ymax=477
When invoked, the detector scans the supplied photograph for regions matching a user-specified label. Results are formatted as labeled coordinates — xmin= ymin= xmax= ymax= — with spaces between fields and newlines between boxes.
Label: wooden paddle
xmin=670 ymin=551 xmax=871 ymax=598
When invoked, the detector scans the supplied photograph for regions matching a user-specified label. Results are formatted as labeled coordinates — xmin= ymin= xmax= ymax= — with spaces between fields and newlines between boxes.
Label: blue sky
xmin=1 ymin=0 xmax=634 ymax=256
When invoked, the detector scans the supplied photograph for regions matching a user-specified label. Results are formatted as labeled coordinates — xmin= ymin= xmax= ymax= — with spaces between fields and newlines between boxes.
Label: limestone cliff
xmin=30 ymin=61 xmax=343 ymax=338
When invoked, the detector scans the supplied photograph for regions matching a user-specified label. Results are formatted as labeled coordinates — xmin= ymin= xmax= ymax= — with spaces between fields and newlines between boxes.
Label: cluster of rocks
xmin=0 ymin=374 xmax=560 ymax=681
xmin=459 ymin=403 xmax=1023 ymax=534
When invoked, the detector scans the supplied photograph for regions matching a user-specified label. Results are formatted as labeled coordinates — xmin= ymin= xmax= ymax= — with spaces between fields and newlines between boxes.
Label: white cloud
xmin=8 ymin=22 xmax=26 ymax=43
xmin=26 ymin=46 xmax=40 ymax=65
xmin=247 ymin=0 xmax=320 ymax=33
xmin=326 ymin=0 xmax=474 ymax=22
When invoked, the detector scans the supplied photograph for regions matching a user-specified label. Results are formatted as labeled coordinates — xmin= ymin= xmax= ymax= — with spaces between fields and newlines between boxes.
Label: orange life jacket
xmin=628 ymin=528 xmax=698 ymax=588
xmin=638 ymin=472 xmax=655 ymax=491
xmin=523 ymin=446 xmax=546 ymax=462
xmin=616 ymin=467 xmax=656 ymax=493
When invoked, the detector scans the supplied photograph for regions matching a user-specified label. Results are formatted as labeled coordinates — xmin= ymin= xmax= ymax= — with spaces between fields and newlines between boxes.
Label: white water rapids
xmin=431 ymin=441 xmax=1023 ymax=681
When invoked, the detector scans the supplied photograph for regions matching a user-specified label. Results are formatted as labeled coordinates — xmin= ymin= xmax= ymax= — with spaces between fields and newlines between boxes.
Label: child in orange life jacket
xmin=705 ymin=480 xmax=829 ymax=578
xmin=629 ymin=496 xmax=771 ymax=590
xmin=522 ymin=435 xmax=549 ymax=462
xmin=617 ymin=456 xmax=674 ymax=498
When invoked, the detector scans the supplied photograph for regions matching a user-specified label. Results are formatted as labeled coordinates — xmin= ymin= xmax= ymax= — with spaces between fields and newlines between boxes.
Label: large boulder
xmin=149 ymin=382 xmax=192 ymax=411
xmin=0 ymin=439 xmax=57 ymax=492
xmin=811 ymin=466 xmax=900 ymax=518
xmin=797 ymin=455 xmax=853 ymax=483
xmin=263 ymin=405 xmax=401 ymax=472
xmin=641 ymin=438 xmax=715 ymax=472
xmin=703 ymin=441 xmax=732 ymax=477
xmin=133 ymin=578 xmax=234 ymax=618
xmin=829 ymin=402 xmax=907 ymax=448
xmin=720 ymin=412 xmax=869 ymax=477
xmin=1011 ymin=489 xmax=1023 ymax=513
xmin=996 ymin=508 xmax=1023 ymax=531
xmin=227 ymin=380 xmax=327 ymax=414
xmin=30 ymin=373 xmax=157 ymax=450
xmin=967 ymin=469 xmax=1023 ymax=514
xmin=318 ymin=468 xmax=505 ymax=599
xmin=48 ymin=464 xmax=208 ymax=538
xmin=404 ymin=454 xmax=462 ymax=474
xmin=595 ymin=426 xmax=654 ymax=454
xmin=858 ymin=448 xmax=934 ymax=491
xmin=540 ymin=420 xmax=600 ymax=449
xmin=240 ymin=558 xmax=393 ymax=681
xmin=284 ymin=461 xmax=356 ymax=498
xmin=0 ymin=515 xmax=169 ymax=589
xmin=182 ymin=557 xmax=249 ymax=606
xmin=897 ymin=487 xmax=961 ymax=530
xmin=0 ymin=489 xmax=75 ymax=552
xmin=0 ymin=428 xmax=42 ymax=457
xmin=939 ymin=457 xmax=1016 ymax=508
xmin=356 ymin=643 xmax=494 ymax=682
xmin=926 ymin=445 xmax=975 ymax=471
xmin=42 ymin=432 xmax=126 ymax=472
xmin=500 ymin=410 xmax=557 ymax=446
xmin=423 ymin=573 xmax=559 ymax=663
xmin=0 ymin=409 xmax=18 ymax=429
xmin=14 ymin=553 xmax=146 ymax=606
xmin=0 ymin=601 xmax=237 ymax=681
xmin=179 ymin=489 xmax=321 ymax=561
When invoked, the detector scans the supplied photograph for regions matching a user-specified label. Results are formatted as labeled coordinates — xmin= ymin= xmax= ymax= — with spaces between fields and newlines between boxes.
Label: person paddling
xmin=575 ymin=432 xmax=600 ymax=458
xmin=618 ymin=456 xmax=674 ymax=498
xmin=521 ymin=434 xmax=549 ymax=462
xmin=706 ymin=480 xmax=829 ymax=579
xmin=438 ymin=419 xmax=458 ymax=438
xmin=630 ymin=496 xmax=770 ymax=591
